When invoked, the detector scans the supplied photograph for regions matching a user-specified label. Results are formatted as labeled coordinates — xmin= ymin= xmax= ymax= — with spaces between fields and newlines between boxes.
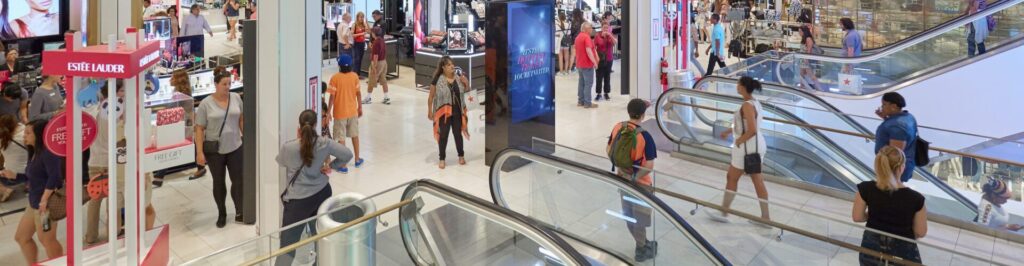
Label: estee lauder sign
xmin=42 ymin=41 xmax=161 ymax=79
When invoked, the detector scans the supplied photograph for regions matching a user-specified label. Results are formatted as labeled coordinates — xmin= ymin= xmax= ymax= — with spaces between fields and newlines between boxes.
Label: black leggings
xmin=438 ymin=109 xmax=465 ymax=161
xmin=275 ymin=186 xmax=332 ymax=266
xmin=595 ymin=61 xmax=612 ymax=95
xmin=206 ymin=146 xmax=244 ymax=217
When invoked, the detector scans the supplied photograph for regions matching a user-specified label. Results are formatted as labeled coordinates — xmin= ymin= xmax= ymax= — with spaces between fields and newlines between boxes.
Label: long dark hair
xmin=28 ymin=119 xmax=48 ymax=159
xmin=432 ymin=56 xmax=454 ymax=85
xmin=0 ymin=114 xmax=17 ymax=150
xmin=738 ymin=76 xmax=763 ymax=94
xmin=571 ymin=9 xmax=584 ymax=32
xmin=0 ymin=1 xmax=18 ymax=40
xmin=298 ymin=110 xmax=318 ymax=167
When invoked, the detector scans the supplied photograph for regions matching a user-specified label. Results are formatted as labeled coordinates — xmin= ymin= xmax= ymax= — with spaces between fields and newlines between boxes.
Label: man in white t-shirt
xmin=336 ymin=13 xmax=354 ymax=60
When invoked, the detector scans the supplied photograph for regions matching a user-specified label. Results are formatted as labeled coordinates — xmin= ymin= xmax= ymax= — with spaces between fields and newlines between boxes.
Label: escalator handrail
xmin=489 ymin=148 xmax=732 ymax=266
xmin=398 ymin=179 xmax=592 ymax=266
xmin=780 ymin=0 xmax=1021 ymax=65
xmin=657 ymin=88 xmax=870 ymax=190
xmin=658 ymin=89 xmax=980 ymax=214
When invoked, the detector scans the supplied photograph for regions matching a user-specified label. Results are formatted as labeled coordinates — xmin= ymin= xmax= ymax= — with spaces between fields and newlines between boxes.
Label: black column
xmin=621 ymin=1 xmax=630 ymax=95
xmin=241 ymin=19 xmax=258 ymax=225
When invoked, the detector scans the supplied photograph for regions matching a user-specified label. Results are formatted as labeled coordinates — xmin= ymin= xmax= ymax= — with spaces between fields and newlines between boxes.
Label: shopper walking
xmin=28 ymin=75 xmax=64 ymax=121
xmin=353 ymin=12 xmax=370 ymax=78
xmin=84 ymin=82 xmax=157 ymax=244
xmin=224 ymin=0 xmax=241 ymax=41
xmin=0 ymin=82 xmax=29 ymax=123
xmin=594 ymin=20 xmax=616 ymax=101
xmin=167 ymin=6 xmax=180 ymax=38
xmin=704 ymin=14 xmax=726 ymax=77
xmin=606 ymin=99 xmax=659 ymax=262
xmin=195 ymin=73 xmax=245 ymax=228
xmin=853 ymin=146 xmax=927 ymax=265
xmin=181 ymin=4 xmax=214 ymax=38
xmin=874 ymin=92 xmax=918 ymax=183
xmin=705 ymin=77 xmax=771 ymax=225
xmin=327 ymin=54 xmax=365 ymax=174
xmin=967 ymin=0 xmax=989 ymax=57
xmin=575 ymin=23 xmax=598 ymax=108
xmin=14 ymin=119 xmax=64 ymax=264
xmin=363 ymin=27 xmax=390 ymax=105
xmin=976 ymin=179 xmax=1024 ymax=231
xmin=274 ymin=109 xmax=353 ymax=266
xmin=337 ymin=13 xmax=354 ymax=61
xmin=0 ymin=114 xmax=26 ymax=202
xmin=840 ymin=17 xmax=862 ymax=73
xmin=427 ymin=56 xmax=470 ymax=169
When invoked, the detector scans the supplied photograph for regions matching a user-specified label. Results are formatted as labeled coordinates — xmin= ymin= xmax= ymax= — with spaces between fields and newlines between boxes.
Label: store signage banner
xmin=507 ymin=1 xmax=554 ymax=123
xmin=42 ymin=41 xmax=161 ymax=79
xmin=44 ymin=112 xmax=98 ymax=157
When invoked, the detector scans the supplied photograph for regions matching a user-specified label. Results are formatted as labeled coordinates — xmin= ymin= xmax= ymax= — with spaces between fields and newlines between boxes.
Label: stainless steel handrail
xmin=781 ymin=0 xmax=1022 ymax=64
xmin=399 ymin=179 xmax=590 ymax=266
xmin=490 ymin=149 xmax=731 ymax=266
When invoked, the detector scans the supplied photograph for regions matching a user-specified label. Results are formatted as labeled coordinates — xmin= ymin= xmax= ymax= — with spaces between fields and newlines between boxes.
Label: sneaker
xmin=382 ymin=98 xmax=391 ymax=105
xmin=634 ymin=241 xmax=657 ymax=262
xmin=604 ymin=94 xmax=610 ymax=100
xmin=354 ymin=158 xmax=365 ymax=168
xmin=361 ymin=98 xmax=372 ymax=104
xmin=337 ymin=166 xmax=349 ymax=174
xmin=704 ymin=208 xmax=731 ymax=223
xmin=747 ymin=218 xmax=774 ymax=229
xmin=595 ymin=95 xmax=602 ymax=101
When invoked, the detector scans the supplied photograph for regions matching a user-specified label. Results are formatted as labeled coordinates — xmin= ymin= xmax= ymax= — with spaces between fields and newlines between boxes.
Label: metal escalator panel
xmin=490 ymin=149 xmax=731 ymax=266
xmin=716 ymin=0 xmax=1024 ymax=98
xmin=655 ymin=88 xmax=979 ymax=222
xmin=399 ymin=179 xmax=593 ymax=266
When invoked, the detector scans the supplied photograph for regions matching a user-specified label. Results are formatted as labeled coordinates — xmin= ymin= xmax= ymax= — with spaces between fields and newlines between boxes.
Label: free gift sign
xmin=42 ymin=35 xmax=161 ymax=79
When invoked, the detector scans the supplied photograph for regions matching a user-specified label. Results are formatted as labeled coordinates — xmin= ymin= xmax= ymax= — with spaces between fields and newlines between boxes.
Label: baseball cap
xmin=627 ymin=99 xmax=650 ymax=118
xmin=337 ymin=54 xmax=352 ymax=67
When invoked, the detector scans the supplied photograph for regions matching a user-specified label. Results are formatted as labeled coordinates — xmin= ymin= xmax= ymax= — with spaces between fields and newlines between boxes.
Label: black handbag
xmin=741 ymin=102 xmax=762 ymax=174
xmin=203 ymin=95 xmax=231 ymax=154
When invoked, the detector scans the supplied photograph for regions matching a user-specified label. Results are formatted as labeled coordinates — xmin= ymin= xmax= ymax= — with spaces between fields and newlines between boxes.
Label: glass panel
xmin=492 ymin=151 xmax=721 ymax=265
xmin=529 ymin=140 xmax=1000 ymax=265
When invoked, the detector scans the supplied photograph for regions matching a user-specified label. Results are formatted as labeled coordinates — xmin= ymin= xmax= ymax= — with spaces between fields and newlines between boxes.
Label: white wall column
xmin=256 ymin=0 xmax=323 ymax=235
xmin=628 ymin=0 xmax=664 ymax=101
xmin=97 ymin=0 xmax=133 ymax=41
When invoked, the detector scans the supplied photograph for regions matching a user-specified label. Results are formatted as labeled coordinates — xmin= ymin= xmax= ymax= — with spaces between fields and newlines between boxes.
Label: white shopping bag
xmin=837 ymin=73 xmax=863 ymax=95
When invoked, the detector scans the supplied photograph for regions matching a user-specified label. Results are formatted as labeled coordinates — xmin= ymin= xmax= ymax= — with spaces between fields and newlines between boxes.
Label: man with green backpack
xmin=606 ymin=98 xmax=658 ymax=262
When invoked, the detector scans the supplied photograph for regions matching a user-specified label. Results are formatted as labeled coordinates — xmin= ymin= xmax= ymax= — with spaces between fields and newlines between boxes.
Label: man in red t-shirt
xmin=574 ymin=23 xmax=599 ymax=108
xmin=364 ymin=27 xmax=391 ymax=105
xmin=594 ymin=20 xmax=617 ymax=101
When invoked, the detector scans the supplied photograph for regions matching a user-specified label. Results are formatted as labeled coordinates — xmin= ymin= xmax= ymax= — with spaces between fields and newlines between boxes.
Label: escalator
xmin=487 ymin=148 xmax=1000 ymax=265
xmin=709 ymin=0 xmax=1024 ymax=98
xmin=183 ymin=177 xmax=728 ymax=266
xmin=655 ymin=87 xmax=980 ymax=222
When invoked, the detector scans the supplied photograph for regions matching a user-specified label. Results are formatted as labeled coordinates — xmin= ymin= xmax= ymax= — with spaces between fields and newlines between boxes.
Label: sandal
xmin=439 ymin=161 xmax=446 ymax=169
xmin=458 ymin=157 xmax=466 ymax=165
xmin=0 ymin=186 xmax=13 ymax=202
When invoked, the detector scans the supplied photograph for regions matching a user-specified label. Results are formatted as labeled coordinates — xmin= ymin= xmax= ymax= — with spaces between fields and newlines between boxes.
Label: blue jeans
xmin=338 ymin=44 xmax=353 ymax=60
xmin=860 ymin=231 xmax=921 ymax=265
xmin=577 ymin=67 xmax=595 ymax=106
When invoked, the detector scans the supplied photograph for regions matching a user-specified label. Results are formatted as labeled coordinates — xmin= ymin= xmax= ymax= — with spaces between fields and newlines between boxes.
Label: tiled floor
xmin=0 ymin=32 xmax=1021 ymax=265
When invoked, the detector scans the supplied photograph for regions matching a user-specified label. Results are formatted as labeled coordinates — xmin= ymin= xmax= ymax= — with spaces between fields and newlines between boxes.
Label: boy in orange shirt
xmin=327 ymin=54 xmax=365 ymax=173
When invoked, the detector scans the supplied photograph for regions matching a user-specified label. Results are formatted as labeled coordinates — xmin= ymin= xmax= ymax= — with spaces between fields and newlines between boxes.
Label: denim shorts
xmin=859 ymin=230 xmax=921 ymax=265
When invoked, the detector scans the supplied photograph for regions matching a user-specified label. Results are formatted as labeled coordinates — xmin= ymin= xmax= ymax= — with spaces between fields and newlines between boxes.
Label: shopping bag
xmin=837 ymin=73 xmax=862 ymax=95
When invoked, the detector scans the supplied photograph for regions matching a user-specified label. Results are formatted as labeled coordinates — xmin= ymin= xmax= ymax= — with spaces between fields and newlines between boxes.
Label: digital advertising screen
xmin=144 ymin=18 xmax=172 ymax=41
xmin=0 ymin=0 xmax=63 ymax=41
xmin=507 ymin=1 xmax=553 ymax=123
xmin=161 ymin=35 xmax=205 ymax=69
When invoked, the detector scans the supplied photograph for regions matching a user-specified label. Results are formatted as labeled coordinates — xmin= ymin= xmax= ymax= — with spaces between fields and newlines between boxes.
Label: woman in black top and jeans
xmin=852 ymin=146 xmax=928 ymax=265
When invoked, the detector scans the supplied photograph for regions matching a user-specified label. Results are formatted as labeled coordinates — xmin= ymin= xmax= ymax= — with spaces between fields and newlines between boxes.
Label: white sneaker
xmin=703 ymin=208 xmax=731 ymax=223
xmin=361 ymin=97 xmax=372 ymax=104
xmin=747 ymin=218 xmax=774 ymax=229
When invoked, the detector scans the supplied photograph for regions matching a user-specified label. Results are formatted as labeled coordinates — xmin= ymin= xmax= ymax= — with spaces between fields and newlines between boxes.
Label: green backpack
xmin=608 ymin=122 xmax=645 ymax=181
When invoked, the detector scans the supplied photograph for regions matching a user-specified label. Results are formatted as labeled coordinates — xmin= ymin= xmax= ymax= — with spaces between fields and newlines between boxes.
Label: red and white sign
xmin=41 ymin=35 xmax=161 ymax=79
xmin=44 ymin=111 xmax=98 ymax=157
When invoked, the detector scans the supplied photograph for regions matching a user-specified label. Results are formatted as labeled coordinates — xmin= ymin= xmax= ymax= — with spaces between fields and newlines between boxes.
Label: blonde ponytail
xmin=874 ymin=146 xmax=906 ymax=192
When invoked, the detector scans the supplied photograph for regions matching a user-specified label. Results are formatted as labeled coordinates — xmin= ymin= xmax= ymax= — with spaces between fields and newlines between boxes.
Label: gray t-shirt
xmin=196 ymin=93 xmax=243 ymax=154
xmin=277 ymin=137 xmax=352 ymax=201
xmin=0 ymin=92 xmax=26 ymax=120
xmin=29 ymin=86 xmax=64 ymax=121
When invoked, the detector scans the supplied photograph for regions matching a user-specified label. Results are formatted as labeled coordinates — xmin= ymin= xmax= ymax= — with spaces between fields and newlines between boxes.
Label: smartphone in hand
xmin=41 ymin=211 xmax=51 ymax=232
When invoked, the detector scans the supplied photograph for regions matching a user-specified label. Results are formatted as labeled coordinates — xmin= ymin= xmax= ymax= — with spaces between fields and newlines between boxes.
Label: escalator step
xmin=791 ymin=165 xmax=824 ymax=184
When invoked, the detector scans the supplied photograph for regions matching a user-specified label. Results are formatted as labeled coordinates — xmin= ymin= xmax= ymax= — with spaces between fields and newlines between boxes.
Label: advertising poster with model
xmin=447 ymin=28 xmax=468 ymax=51
xmin=0 ymin=0 xmax=63 ymax=40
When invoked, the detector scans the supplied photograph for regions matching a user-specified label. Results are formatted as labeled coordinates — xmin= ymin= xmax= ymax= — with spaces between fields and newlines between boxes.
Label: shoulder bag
xmin=741 ymin=101 xmax=762 ymax=174
xmin=203 ymin=96 xmax=231 ymax=154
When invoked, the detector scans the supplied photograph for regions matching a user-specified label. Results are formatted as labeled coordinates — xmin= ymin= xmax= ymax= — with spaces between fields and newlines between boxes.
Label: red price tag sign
xmin=44 ymin=112 xmax=98 ymax=157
